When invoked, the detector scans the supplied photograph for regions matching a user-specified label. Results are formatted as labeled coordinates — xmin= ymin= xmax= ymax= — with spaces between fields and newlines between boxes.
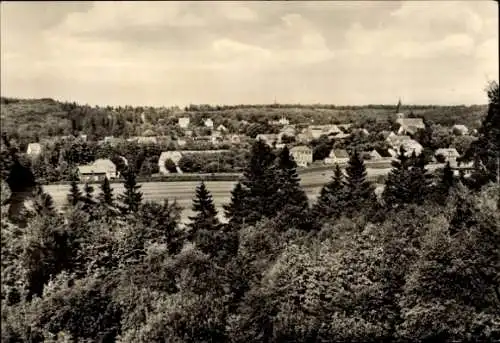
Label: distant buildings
xmin=290 ymin=145 xmax=313 ymax=167
xmin=217 ymin=124 xmax=228 ymax=132
xmin=178 ymin=117 xmax=190 ymax=129
xmin=387 ymin=136 xmax=423 ymax=157
xmin=269 ymin=116 xmax=290 ymax=126
xmin=204 ymin=118 xmax=214 ymax=128
xmin=77 ymin=159 xmax=116 ymax=182
xmin=395 ymin=118 xmax=425 ymax=135
xmin=26 ymin=143 xmax=42 ymax=158
xmin=306 ymin=125 xmax=341 ymax=139
xmin=324 ymin=149 xmax=350 ymax=165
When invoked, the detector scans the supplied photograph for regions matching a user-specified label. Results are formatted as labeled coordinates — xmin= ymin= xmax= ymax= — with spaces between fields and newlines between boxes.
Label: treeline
xmin=0 ymin=82 xmax=499 ymax=342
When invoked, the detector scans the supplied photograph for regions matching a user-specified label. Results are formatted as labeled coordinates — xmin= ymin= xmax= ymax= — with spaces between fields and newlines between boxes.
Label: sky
xmin=1 ymin=1 xmax=498 ymax=107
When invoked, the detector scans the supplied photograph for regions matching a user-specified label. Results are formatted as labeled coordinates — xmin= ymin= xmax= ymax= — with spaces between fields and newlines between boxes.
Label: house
xmin=256 ymin=134 xmax=278 ymax=147
xmin=178 ymin=117 xmax=190 ymax=129
xmin=290 ymin=145 xmax=313 ymax=167
xmin=324 ymin=149 xmax=350 ymax=165
xmin=177 ymin=138 xmax=187 ymax=147
xmin=269 ymin=116 xmax=290 ymax=126
xmin=217 ymin=124 xmax=228 ymax=132
xmin=435 ymin=148 xmax=460 ymax=162
xmin=386 ymin=134 xmax=412 ymax=148
xmin=452 ymin=124 xmax=469 ymax=136
xmin=26 ymin=143 xmax=42 ymax=157
xmin=80 ymin=134 xmax=88 ymax=142
xmin=278 ymin=117 xmax=290 ymax=126
xmin=77 ymin=159 xmax=116 ymax=182
xmin=391 ymin=139 xmax=423 ymax=156
xmin=307 ymin=125 xmax=341 ymax=139
xmin=396 ymin=118 xmax=425 ymax=135
xmin=137 ymin=136 xmax=158 ymax=145
xmin=204 ymin=118 xmax=214 ymax=128
xmin=184 ymin=130 xmax=193 ymax=137
xmin=158 ymin=151 xmax=183 ymax=175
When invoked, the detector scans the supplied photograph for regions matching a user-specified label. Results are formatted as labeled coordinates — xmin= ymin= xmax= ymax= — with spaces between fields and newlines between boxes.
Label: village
xmin=24 ymin=105 xmax=475 ymax=183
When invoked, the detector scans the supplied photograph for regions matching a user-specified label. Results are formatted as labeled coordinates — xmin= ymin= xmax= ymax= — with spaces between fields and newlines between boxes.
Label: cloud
xmin=1 ymin=1 xmax=498 ymax=106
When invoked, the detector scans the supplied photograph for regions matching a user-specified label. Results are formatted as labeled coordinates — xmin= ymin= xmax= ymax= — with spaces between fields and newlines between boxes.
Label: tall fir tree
xmin=118 ymin=167 xmax=143 ymax=214
xmin=272 ymin=146 xmax=310 ymax=229
xmin=188 ymin=181 xmax=220 ymax=241
xmin=66 ymin=179 xmax=82 ymax=208
xmin=82 ymin=182 xmax=96 ymax=212
xmin=435 ymin=161 xmax=455 ymax=204
xmin=408 ymin=151 xmax=432 ymax=205
xmin=240 ymin=140 xmax=279 ymax=225
xmin=223 ymin=182 xmax=248 ymax=226
xmin=312 ymin=164 xmax=346 ymax=221
xmin=32 ymin=185 xmax=56 ymax=217
xmin=98 ymin=176 xmax=114 ymax=206
xmin=383 ymin=147 xmax=413 ymax=207
xmin=463 ymin=81 xmax=500 ymax=185
xmin=343 ymin=150 xmax=374 ymax=213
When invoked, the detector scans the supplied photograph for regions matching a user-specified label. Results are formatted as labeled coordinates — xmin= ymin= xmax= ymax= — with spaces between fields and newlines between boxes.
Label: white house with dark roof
xmin=77 ymin=159 xmax=116 ymax=182
xmin=290 ymin=145 xmax=313 ymax=167
xmin=324 ymin=149 xmax=350 ymax=165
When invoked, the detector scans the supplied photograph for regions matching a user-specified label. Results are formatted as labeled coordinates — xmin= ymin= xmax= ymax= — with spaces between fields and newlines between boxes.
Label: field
xmin=42 ymin=164 xmax=444 ymax=223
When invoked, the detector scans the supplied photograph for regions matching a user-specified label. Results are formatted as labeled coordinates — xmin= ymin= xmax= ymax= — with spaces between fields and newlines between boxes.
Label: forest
xmin=0 ymin=82 xmax=499 ymax=343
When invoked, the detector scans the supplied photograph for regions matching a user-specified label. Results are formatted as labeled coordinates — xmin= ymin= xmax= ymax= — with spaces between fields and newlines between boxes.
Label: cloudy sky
xmin=1 ymin=1 xmax=498 ymax=107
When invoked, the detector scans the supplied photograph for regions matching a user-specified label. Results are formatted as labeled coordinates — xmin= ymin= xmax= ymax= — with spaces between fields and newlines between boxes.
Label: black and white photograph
xmin=1 ymin=1 xmax=499 ymax=342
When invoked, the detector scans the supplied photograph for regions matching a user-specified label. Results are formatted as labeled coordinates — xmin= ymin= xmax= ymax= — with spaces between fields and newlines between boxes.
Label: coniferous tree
xmin=32 ymin=185 xmax=56 ymax=216
xmin=383 ymin=147 xmax=412 ymax=207
xmin=223 ymin=182 xmax=248 ymax=226
xmin=82 ymin=182 xmax=96 ymax=212
xmin=187 ymin=181 xmax=220 ymax=242
xmin=463 ymin=81 xmax=500 ymax=185
xmin=98 ymin=176 xmax=114 ymax=206
xmin=343 ymin=150 xmax=374 ymax=213
xmin=240 ymin=140 xmax=279 ymax=225
xmin=119 ymin=167 xmax=142 ymax=214
xmin=435 ymin=161 xmax=455 ymax=204
xmin=312 ymin=164 xmax=346 ymax=220
xmin=272 ymin=146 xmax=310 ymax=228
xmin=408 ymin=151 xmax=432 ymax=205
xmin=66 ymin=179 xmax=82 ymax=208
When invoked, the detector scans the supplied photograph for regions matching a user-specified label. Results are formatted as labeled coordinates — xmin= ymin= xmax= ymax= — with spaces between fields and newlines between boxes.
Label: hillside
xmin=0 ymin=96 xmax=488 ymax=147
